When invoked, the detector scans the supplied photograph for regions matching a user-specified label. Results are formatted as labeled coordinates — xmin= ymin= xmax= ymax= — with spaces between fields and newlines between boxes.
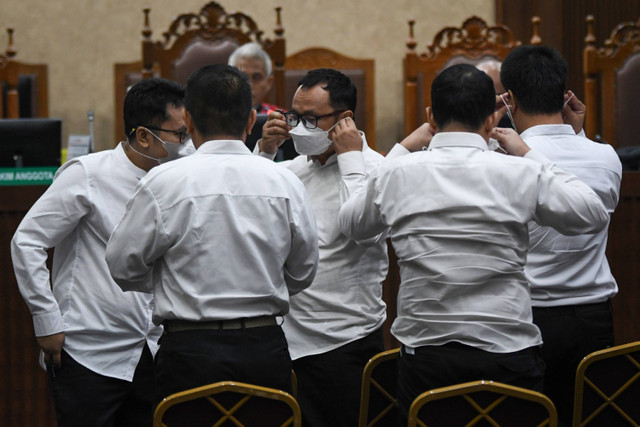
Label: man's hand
xmin=400 ymin=107 xmax=436 ymax=152
xmin=561 ymin=90 xmax=586 ymax=134
xmin=259 ymin=111 xmax=290 ymax=154
xmin=491 ymin=127 xmax=531 ymax=157
xmin=331 ymin=117 xmax=362 ymax=154
xmin=37 ymin=332 xmax=65 ymax=368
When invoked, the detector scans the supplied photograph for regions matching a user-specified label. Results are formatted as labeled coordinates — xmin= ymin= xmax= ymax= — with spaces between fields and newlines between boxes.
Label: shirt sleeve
xmin=525 ymin=149 xmax=610 ymax=235
xmin=10 ymin=161 xmax=92 ymax=337
xmin=338 ymin=165 xmax=389 ymax=243
xmin=283 ymin=186 xmax=319 ymax=295
xmin=337 ymin=150 xmax=388 ymax=246
xmin=106 ymin=183 xmax=169 ymax=293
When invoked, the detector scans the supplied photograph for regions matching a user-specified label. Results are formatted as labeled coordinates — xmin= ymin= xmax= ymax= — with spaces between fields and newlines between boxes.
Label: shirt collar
xmin=308 ymin=130 xmax=369 ymax=167
xmin=520 ymin=124 xmax=575 ymax=140
xmin=428 ymin=132 xmax=490 ymax=151
xmin=196 ymin=139 xmax=251 ymax=155
xmin=117 ymin=141 xmax=147 ymax=180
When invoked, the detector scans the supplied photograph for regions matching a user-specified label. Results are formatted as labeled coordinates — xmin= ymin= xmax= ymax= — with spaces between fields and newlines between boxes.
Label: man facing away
xmin=256 ymin=68 xmax=388 ymax=427
xmin=501 ymin=45 xmax=622 ymax=427
xmin=336 ymin=63 xmax=610 ymax=424
xmin=106 ymin=64 xmax=319 ymax=402
xmin=11 ymin=77 xmax=189 ymax=427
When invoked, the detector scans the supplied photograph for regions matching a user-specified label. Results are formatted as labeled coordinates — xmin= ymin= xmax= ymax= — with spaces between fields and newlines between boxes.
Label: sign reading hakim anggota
xmin=0 ymin=167 xmax=58 ymax=186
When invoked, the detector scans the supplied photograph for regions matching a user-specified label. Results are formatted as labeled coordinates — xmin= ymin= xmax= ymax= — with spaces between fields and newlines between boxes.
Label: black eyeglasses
xmin=130 ymin=126 xmax=189 ymax=144
xmin=283 ymin=110 xmax=346 ymax=130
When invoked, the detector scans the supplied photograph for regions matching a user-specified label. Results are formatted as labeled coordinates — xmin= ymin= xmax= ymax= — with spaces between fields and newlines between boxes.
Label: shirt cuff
xmin=32 ymin=310 xmax=65 ymax=337
xmin=386 ymin=143 xmax=411 ymax=159
xmin=252 ymin=140 xmax=278 ymax=160
xmin=337 ymin=150 xmax=366 ymax=176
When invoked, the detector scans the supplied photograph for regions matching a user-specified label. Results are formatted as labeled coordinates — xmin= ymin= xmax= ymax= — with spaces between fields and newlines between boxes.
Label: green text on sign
xmin=0 ymin=167 xmax=58 ymax=186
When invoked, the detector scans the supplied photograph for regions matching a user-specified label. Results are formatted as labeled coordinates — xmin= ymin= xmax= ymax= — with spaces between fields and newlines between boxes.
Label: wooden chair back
xmin=584 ymin=15 xmax=640 ymax=148
xmin=0 ymin=28 xmax=48 ymax=119
xmin=403 ymin=15 xmax=541 ymax=136
xmin=284 ymin=47 xmax=376 ymax=148
xmin=114 ymin=2 xmax=286 ymax=142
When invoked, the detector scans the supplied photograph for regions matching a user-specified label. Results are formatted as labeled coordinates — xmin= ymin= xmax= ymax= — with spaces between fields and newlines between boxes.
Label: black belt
xmin=532 ymin=300 xmax=611 ymax=316
xmin=163 ymin=316 xmax=278 ymax=332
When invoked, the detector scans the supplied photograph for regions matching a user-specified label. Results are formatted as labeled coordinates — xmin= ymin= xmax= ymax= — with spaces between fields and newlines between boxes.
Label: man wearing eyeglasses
xmin=11 ymin=78 xmax=189 ymax=427
xmin=256 ymin=68 xmax=388 ymax=427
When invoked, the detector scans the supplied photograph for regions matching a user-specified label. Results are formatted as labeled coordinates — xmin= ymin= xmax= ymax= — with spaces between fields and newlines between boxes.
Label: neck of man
xmin=517 ymin=112 xmax=564 ymax=134
xmin=312 ymin=145 xmax=337 ymax=166
xmin=123 ymin=141 xmax=157 ymax=172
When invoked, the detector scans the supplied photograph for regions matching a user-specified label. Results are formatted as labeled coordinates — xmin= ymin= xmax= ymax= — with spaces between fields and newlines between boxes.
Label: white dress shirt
xmin=258 ymin=134 xmax=388 ymax=360
xmin=106 ymin=140 xmax=319 ymax=325
xmin=339 ymin=132 xmax=609 ymax=353
xmin=522 ymin=124 xmax=622 ymax=306
xmin=11 ymin=143 xmax=162 ymax=381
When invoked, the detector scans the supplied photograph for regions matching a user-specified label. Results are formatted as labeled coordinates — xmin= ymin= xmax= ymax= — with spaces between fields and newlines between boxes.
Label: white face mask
xmin=128 ymin=128 xmax=194 ymax=164
xmin=289 ymin=121 xmax=339 ymax=156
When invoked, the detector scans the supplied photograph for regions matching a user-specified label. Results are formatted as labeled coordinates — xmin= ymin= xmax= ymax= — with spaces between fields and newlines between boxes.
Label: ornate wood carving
xmin=420 ymin=16 xmax=520 ymax=59
xmin=144 ymin=2 xmax=275 ymax=50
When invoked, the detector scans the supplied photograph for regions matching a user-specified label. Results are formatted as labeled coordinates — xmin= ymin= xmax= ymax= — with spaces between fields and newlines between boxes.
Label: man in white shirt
xmin=11 ymin=78 xmax=188 ymax=427
xmin=105 ymin=64 xmax=319 ymax=402
xmin=256 ymin=68 xmax=388 ymax=427
xmin=336 ymin=64 xmax=610 ymax=424
xmin=501 ymin=45 xmax=622 ymax=427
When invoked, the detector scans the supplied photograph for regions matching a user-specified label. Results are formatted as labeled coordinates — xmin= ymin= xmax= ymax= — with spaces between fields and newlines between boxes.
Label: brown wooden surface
xmin=583 ymin=15 xmax=640 ymax=148
xmin=608 ymin=172 xmax=640 ymax=345
xmin=0 ymin=185 xmax=56 ymax=426
xmin=496 ymin=0 xmax=640 ymax=106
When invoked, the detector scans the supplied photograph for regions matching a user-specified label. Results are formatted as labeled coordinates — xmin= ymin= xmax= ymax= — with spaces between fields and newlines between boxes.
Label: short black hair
xmin=501 ymin=45 xmax=567 ymax=115
xmin=123 ymin=78 xmax=185 ymax=141
xmin=431 ymin=64 xmax=495 ymax=130
xmin=185 ymin=64 xmax=252 ymax=138
xmin=298 ymin=68 xmax=357 ymax=113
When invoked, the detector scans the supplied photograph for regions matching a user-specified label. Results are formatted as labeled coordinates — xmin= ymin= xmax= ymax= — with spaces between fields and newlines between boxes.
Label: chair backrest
xmin=583 ymin=15 xmax=640 ymax=149
xmin=573 ymin=341 xmax=640 ymax=426
xmin=408 ymin=380 xmax=557 ymax=427
xmin=284 ymin=47 xmax=376 ymax=149
xmin=358 ymin=348 xmax=400 ymax=427
xmin=0 ymin=28 xmax=48 ymax=119
xmin=403 ymin=15 xmax=541 ymax=136
xmin=153 ymin=380 xmax=301 ymax=427
xmin=114 ymin=2 xmax=286 ymax=142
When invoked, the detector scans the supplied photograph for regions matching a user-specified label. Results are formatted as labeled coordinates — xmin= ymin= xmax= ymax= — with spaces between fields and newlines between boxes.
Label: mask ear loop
xmin=499 ymin=94 xmax=518 ymax=133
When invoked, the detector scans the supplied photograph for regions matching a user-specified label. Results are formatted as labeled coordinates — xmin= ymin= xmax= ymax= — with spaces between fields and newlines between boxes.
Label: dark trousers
xmin=397 ymin=342 xmax=545 ymax=426
xmin=154 ymin=325 xmax=292 ymax=403
xmin=292 ymin=328 xmax=384 ymax=427
xmin=533 ymin=300 xmax=614 ymax=427
xmin=48 ymin=345 xmax=155 ymax=427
